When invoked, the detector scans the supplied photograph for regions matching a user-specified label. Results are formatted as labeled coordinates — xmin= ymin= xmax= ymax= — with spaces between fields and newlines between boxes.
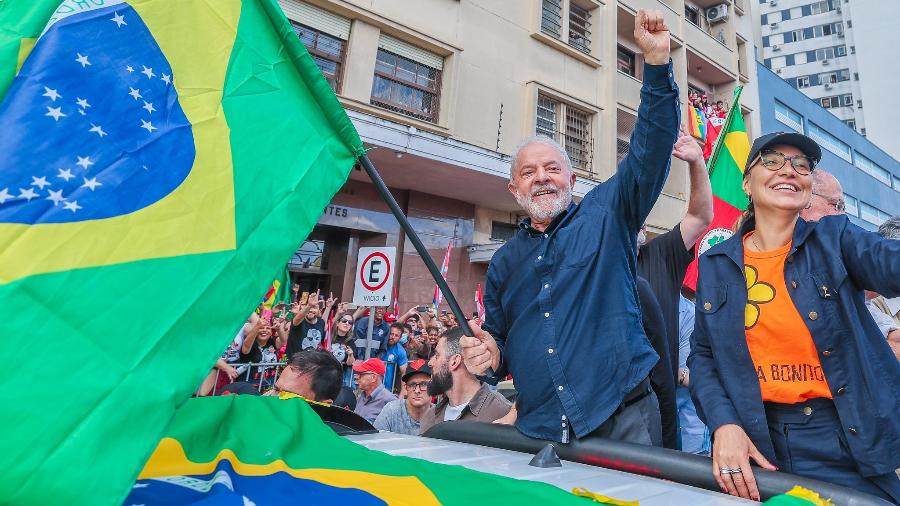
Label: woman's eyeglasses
xmin=338 ymin=318 xmax=353 ymax=324
xmin=750 ymin=150 xmax=815 ymax=176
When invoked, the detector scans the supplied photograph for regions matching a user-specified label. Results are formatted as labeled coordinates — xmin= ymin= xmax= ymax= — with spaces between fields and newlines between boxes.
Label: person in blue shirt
xmin=688 ymin=132 xmax=900 ymax=502
xmin=460 ymin=9 xmax=680 ymax=444
xmin=675 ymin=293 xmax=710 ymax=455
xmin=378 ymin=323 xmax=409 ymax=393
xmin=351 ymin=306 xmax=390 ymax=360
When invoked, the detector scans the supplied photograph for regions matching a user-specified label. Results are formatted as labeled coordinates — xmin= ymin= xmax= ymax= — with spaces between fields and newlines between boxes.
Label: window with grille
xmin=535 ymin=93 xmax=593 ymax=172
xmin=541 ymin=0 xmax=563 ymax=37
xmin=568 ymin=3 xmax=592 ymax=54
xmin=291 ymin=22 xmax=346 ymax=92
xmin=490 ymin=222 xmax=517 ymax=242
xmin=684 ymin=6 xmax=700 ymax=26
xmin=371 ymin=49 xmax=441 ymax=123
xmin=617 ymin=45 xmax=636 ymax=77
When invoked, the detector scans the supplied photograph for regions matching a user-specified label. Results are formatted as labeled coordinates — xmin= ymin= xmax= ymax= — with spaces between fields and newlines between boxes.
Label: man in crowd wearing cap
xmin=419 ymin=327 xmax=512 ymax=434
xmin=379 ymin=323 xmax=409 ymax=392
xmin=352 ymin=358 xmax=397 ymax=423
xmin=460 ymin=10 xmax=677 ymax=444
xmin=352 ymin=306 xmax=391 ymax=361
xmin=264 ymin=349 xmax=343 ymax=404
xmin=373 ymin=360 xmax=433 ymax=435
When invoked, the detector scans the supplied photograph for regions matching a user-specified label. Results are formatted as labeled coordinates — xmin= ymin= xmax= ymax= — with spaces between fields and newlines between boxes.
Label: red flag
xmin=391 ymin=285 xmax=399 ymax=317
xmin=432 ymin=241 xmax=452 ymax=310
xmin=475 ymin=283 xmax=485 ymax=323
xmin=702 ymin=117 xmax=722 ymax=161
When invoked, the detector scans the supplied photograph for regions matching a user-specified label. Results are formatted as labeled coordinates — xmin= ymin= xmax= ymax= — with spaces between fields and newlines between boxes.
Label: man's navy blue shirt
xmin=483 ymin=62 xmax=680 ymax=442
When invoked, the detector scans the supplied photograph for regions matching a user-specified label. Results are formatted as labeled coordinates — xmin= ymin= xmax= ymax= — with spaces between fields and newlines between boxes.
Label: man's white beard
xmin=514 ymin=182 xmax=573 ymax=223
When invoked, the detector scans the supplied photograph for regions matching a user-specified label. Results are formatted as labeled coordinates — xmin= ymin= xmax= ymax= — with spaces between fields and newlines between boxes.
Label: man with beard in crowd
xmin=352 ymin=306 xmax=391 ymax=360
xmin=287 ymin=289 xmax=336 ymax=359
xmin=460 ymin=9 xmax=679 ymax=445
xmin=419 ymin=327 xmax=511 ymax=434
xmin=379 ymin=323 xmax=409 ymax=392
xmin=374 ymin=360 xmax=433 ymax=435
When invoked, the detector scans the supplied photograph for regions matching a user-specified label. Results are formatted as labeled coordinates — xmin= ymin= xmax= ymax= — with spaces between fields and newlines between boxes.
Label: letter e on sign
xmin=353 ymin=247 xmax=396 ymax=307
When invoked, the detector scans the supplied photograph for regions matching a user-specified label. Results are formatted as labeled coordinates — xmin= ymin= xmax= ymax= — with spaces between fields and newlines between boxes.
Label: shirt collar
xmin=885 ymin=296 xmax=900 ymax=316
xmin=709 ymin=216 xmax=815 ymax=267
xmin=364 ymin=384 xmax=385 ymax=401
xmin=517 ymin=202 xmax=576 ymax=236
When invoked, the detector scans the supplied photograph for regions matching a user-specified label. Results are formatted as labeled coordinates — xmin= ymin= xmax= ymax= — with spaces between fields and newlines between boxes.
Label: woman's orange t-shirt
xmin=743 ymin=234 xmax=831 ymax=404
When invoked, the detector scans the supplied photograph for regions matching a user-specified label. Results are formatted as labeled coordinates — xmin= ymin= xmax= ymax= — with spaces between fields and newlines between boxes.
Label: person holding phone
xmin=328 ymin=310 xmax=357 ymax=387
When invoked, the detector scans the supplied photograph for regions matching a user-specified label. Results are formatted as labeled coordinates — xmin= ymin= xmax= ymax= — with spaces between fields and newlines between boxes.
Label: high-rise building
xmin=276 ymin=0 xmax=758 ymax=308
xmin=756 ymin=0 xmax=900 ymax=160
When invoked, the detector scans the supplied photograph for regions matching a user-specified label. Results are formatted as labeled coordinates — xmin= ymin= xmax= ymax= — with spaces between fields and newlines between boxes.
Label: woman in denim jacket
xmin=688 ymin=132 xmax=900 ymax=502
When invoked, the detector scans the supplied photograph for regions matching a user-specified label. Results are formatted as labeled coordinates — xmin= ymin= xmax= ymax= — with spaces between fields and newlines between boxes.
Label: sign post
xmin=353 ymin=247 xmax=396 ymax=360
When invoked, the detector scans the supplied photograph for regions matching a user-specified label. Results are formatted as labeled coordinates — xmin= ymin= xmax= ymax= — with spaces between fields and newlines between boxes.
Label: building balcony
xmin=616 ymin=70 xmax=643 ymax=112
xmin=617 ymin=0 xmax=683 ymax=42
xmin=685 ymin=22 xmax=736 ymax=84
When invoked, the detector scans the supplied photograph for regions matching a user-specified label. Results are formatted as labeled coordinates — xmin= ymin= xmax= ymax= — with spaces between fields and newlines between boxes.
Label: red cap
xmin=383 ymin=312 xmax=397 ymax=323
xmin=352 ymin=358 xmax=386 ymax=377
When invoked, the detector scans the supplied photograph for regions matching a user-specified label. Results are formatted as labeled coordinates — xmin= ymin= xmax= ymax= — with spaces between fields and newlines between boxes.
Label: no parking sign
xmin=352 ymin=247 xmax=396 ymax=307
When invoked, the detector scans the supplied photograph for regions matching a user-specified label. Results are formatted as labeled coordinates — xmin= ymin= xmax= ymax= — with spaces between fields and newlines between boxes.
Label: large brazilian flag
xmin=0 ymin=0 xmax=363 ymax=503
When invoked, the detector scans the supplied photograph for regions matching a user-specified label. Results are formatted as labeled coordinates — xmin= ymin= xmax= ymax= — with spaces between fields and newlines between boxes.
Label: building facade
xmin=755 ymin=0 xmax=900 ymax=160
xmin=757 ymin=62 xmax=900 ymax=231
xmin=279 ymin=0 xmax=759 ymax=312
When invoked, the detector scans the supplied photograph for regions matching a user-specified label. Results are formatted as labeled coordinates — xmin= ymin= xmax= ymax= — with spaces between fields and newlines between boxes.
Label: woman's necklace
xmin=751 ymin=231 xmax=764 ymax=252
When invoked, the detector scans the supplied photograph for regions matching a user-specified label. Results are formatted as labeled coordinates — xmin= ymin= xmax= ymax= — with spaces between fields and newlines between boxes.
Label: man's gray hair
xmin=878 ymin=216 xmax=900 ymax=240
xmin=509 ymin=135 xmax=572 ymax=182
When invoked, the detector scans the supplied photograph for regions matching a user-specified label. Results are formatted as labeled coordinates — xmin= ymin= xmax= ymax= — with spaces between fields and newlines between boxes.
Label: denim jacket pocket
xmin=697 ymin=284 xmax=728 ymax=315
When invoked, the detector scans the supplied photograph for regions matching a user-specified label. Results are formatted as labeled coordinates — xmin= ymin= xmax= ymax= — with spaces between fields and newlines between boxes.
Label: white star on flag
xmin=110 ymin=12 xmax=127 ymax=28
xmin=57 ymin=168 xmax=75 ymax=181
xmin=78 ymin=109 xmax=86 ymax=116
xmin=45 ymin=106 xmax=66 ymax=121
xmin=75 ymin=53 xmax=91 ymax=67
xmin=19 ymin=187 xmax=39 ymax=201
xmin=126 ymin=65 xmax=135 ymax=73
xmin=76 ymin=156 xmax=94 ymax=169
xmin=31 ymin=176 xmax=51 ymax=190
xmin=161 ymin=74 xmax=171 ymax=85
xmin=76 ymin=97 xmax=90 ymax=109
xmin=140 ymin=119 xmax=158 ymax=133
xmin=81 ymin=177 xmax=102 ymax=191
xmin=142 ymin=101 xmax=155 ymax=114
xmin=47 ymin=189 xmax=66 ymax=206
xmin=63 ymin=200 xmax=82 ymax=213
xmin=141 ymin=65 xmax=156 ymax=79
xmin=89 ymin=123 xmax=107 ymax=137
xmin=43 ymin=87 xmax=61 ymax=101
xmin=128 ymin=87 xmax=142 ymax=100
xmin=0 ymin=188 xmax=11 ymax=204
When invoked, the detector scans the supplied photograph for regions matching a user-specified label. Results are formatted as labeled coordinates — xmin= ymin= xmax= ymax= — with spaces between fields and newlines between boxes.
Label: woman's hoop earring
xmin=805 ymin=200 xmax=812 ymax=209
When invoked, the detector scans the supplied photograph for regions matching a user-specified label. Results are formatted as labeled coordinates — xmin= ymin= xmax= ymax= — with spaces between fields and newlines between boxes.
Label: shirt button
xmin=543 ymin=234 xmax=548 ymax=238
xmin=802 ymin=406 xmax=813 ymax=416
xmin=548 ymin=348 xmax=554 ymax=354
xmin=558 ymin=385 xmax=564 ymax=391
xmin=822 ymin=349 xmax=833 ymax=356
xmin=791 ymin=280 xmax=798 ymax=289
xmin=537 ymin=255 xmax=542 ymax=261
xmin=544 ymin=283 xmax=550 ymax=289
xmin=808 ymin=311 xmax=818 ymax=320
xmin=544 ymin=312 xmax=550 ymax=318
xmin=703 ymin=302 xmax=712 ymax=311
xmin=848 ymin=426 xmax=858 ymax=434
xmin=561 ymin=415 xmax=567 ymax=421
xmin=837 ymin=386 xmax=847 ymax=395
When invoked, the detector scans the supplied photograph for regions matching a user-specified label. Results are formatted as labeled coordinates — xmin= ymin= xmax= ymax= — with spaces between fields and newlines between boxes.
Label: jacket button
xmin=837 ymin=386 xmax=846 ymax=395
xmin=808 ymin=311 xmax=818 ymax=320
xmin=787 ymin=255 xmax=794 ymax=263
xmin=848 ymin=426 xmax=858 ymax=434
xmin=822 ymin=349 xmax=833 ymax=356
xmin=791 ymin=280 xmax=798 ymax=289
xmin=703 ymin=302 xmax=712 ymax=311
xmin=802 ymin=406 xmax=813 ymax=416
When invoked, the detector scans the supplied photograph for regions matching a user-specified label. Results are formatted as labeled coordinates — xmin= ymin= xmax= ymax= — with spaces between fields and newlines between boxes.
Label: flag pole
xmin=705 ymin=85 xmax=744 ymax=175
xmin=358 ymin=154 xmax=476 ymax=342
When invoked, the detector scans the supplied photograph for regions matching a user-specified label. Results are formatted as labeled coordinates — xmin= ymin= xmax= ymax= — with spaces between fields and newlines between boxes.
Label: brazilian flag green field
xmin=0 ymin=0 xmax=362 ymax=502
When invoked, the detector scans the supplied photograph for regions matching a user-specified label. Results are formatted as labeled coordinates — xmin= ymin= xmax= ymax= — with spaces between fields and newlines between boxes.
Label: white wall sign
xmin=352 ymin=247 xmax=396 ymax=307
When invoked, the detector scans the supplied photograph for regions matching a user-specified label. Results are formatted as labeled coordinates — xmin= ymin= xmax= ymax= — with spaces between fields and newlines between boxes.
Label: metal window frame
xmin=371 ymin=49 xmax=442 ymax=123
xmin=291 ymin=21 xmax=347 ymax=93
xmin=541 ymin=0 xmax=564 ymax=37
xmin=616 ymin=44 xmax=636 ymax=76
xmin=568 ymin=2 xmax=592 ymax=54
xmin=535 ymin=92 xmax=594 ymax=173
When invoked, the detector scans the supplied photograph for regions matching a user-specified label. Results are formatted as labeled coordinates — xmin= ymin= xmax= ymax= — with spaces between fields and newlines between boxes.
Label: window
xmin=838 ymin=69 xmax=850 ymax=81
xmin=568 ymin=3 xmax=592 ymax=54
xmin=821 ymin=97 xmax=832 ymax=109
xmin=854 ymin=72 xmax=859 ymax=80
xmin=808 ymin=122 xmax=852 ymax=161
xmin=836 ymin=45 xmax=847 ymax=57
xmin=860 ymin=202 xmax=885 ymax=225
xmin=684 ymin=5 xmax=700 ymax=26
xmin=617 ymin=45 xmax=636 ymax=77
xmin=857 ymin=99 xmax=863 ymax=108
xmin=856 ymin=154 xmax=892 ymax=185
xmin=535 ymin=93 xmax=593 ymax=172
xmin=894 ymin=176 xmax=900 ymax=192
xmin=541 ymin=0 xmax=563 ymax=37
xmin=844 ymin=194 xmax=858 ymax=217
xmin=490 ymin=222 xmax=517 ymax=242
xmin=845 ymin=119 xmax=856 ymax=129
xmin=371 ymin=44 xmax=442 ymax=123
xmin=797 ymin=76 xmax=811 ymax=88
xmin=810 ymin=1 xmax=830 ymax=14
xmin=769 ymin=10 xmax=783 ymax=23
xmin=821 ymin=72 xmax=836 ymax=84
xmin=842 ymin=94 xmax=853 ymax=106
xmin=795 ymin=52 xmax=807 ymax=65
xmin=292 ymin=23 xmax=347 ymax=92
xmin=789 ymin=29 xmax=804 ymax=42
xmin=850 ymin=46 xmax=856 ymax=54
xmin=775 ymin=101 xmax=804 ymax=131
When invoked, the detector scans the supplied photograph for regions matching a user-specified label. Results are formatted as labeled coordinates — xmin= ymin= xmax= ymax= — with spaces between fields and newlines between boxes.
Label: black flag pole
xmin=358 ymin=153 xmax=495 ymax=378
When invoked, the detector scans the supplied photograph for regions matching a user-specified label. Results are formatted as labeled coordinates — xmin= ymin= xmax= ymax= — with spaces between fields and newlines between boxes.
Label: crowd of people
xmin=688 ymin=89 xmax=728 ymax=122
xmin=196 ymin=10 xmax=899 ymax=503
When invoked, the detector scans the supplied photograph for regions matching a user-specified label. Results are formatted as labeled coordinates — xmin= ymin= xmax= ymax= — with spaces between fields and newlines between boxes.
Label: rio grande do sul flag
xmin=0 ymin=0 xmax=363 ymax=503
xmin=683 ymin=86 xmax=750 ymax=290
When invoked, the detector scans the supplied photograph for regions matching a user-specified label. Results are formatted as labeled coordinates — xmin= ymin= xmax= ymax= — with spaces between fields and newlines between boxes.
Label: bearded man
xmin=460 ymin=9 xmax=680 ymax=444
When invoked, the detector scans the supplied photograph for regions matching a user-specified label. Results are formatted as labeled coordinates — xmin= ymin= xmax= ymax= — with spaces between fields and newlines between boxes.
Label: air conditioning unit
xmin=824 ymin=83 xmax=833 ymax=89
xmin=770 ymin=22 xmax=778 ymax=28
xmin=772 ymin=44 xmax=781 ymax=51
xmin=776 ymin=68 xmax=783 ymax=74
xmin=822 ymin=59 xmax=830 ymax=65
xmin=769 ymin=0 xmax=777 ymax=5
xmin=836 ymin=6 xmax=842 ymax=12
xmin=706 ymin=4 xmax=729 ymax=24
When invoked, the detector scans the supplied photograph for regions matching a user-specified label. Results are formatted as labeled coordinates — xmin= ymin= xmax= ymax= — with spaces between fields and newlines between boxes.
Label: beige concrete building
xmin=278 ymin=0 xmax=760 ymax=312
